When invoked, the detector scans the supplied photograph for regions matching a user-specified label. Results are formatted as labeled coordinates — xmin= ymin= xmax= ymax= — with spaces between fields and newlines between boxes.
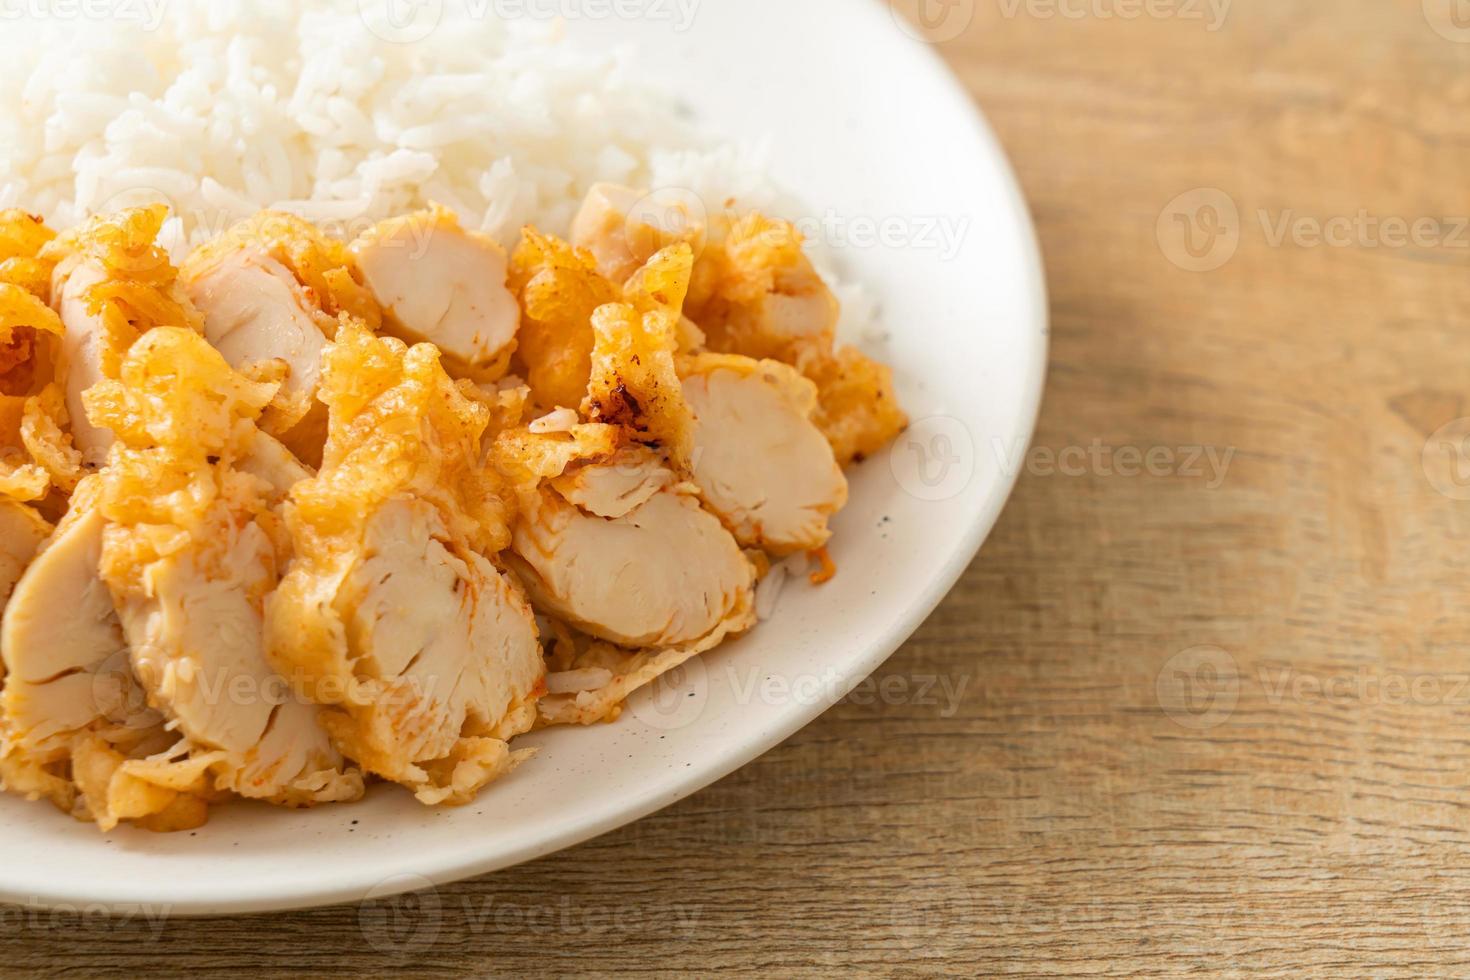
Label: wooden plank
xmin=9 ymin=1 xmax=1470 ymax=974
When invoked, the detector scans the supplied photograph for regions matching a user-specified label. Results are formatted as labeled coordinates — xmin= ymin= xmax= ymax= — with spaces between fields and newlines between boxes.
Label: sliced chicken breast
xmin=510 ymin=453 xmax=756 ymax=649
xmin=113 ymin=508 xmax=360 ymax=807
xmin=0 ymin=491 xmax=175 ymax=827
xmin=0 ymin=498 xmax=49 ymax=620
xmin=52 ymin=259 xmax=113 ymax=466
xmin=85 ymin=328 xmax=362 ymax=817
xmin=46 ymin=206 xmax=203 ymax=469
xmin=548 ymin=447 xmax=672 ymax=518
xmin=0 ymin=500 xmax=150 ymax=746
xmin=182 ymin=246 xmax=332 ymax=445
xmin=353 ymin=206 xmax=519 ymax=378
xmin=686 ymin=212 xmax=839 ymax=365
xmin=570 ymin=183 xmax=706 ymax=285
xmin=315 ymin=497 xmax=542 ymax=803
xmin=267 ymin=321 xmax=544 ymax=805
xmin=681 ymin=354 xmax=847 ymax=555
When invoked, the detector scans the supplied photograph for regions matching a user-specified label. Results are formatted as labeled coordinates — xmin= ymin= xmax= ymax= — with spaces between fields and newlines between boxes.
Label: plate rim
xmin=2 ymin=0 xmax=1049 ymax=917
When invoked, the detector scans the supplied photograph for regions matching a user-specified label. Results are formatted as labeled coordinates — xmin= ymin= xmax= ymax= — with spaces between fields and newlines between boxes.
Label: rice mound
xmin=0 ymin=0 xmax=873 ymax=333
xmin=0 ymin=1 xmax=753 ymax=240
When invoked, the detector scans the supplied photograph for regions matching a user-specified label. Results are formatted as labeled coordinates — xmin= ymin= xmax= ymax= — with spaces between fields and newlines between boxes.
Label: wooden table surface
xmin=11 ymin=1 xmax=1470 ymax=975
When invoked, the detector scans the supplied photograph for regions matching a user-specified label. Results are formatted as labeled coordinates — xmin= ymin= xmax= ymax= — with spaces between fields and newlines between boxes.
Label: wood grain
xmin=9 ymin=0 xmax=1470 ymax=975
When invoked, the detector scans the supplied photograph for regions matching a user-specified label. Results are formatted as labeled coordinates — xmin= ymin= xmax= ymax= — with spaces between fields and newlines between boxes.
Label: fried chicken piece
xmin=683 ymin=210 xmax=907 ymax=465
xmin=495 ymin=238 xmax=757 ymax=723
xmin=570 ymin=182 xmax=707 ymax=286
xmin=798 ymin=344 xmax=908 ymax=466
xmin=686 ymin=212 xmax=838 ymax=365
xmin=509 ymin=446 xmax=755 ymax=650
xmin=680 ymin=353 xmax=847 ymax=554
xmin=0 ymin=480 xmax=181 ymax=829
xmin=0 ymin=279 xmax=79 ymax=501
xmin=353 ymin=205 xmax=519 ymax=380
xmin=182 ymin=212 xmax=377 ymax=467
xmin=509 ymin=227 xmax=620 ymax=412
xmin=266 ymin=320 xmax=543 ymax=805
xmin=0 ymin=498 xmax=50 ymax=622
xmin=85 ymin=327 xmax=362 ymax=820
xmin=44 ymin=206 xmax=203 ymax=467
xmin=0 ymin=209 xmax=58 ymax=300
xmin=583 ymin=272 xmax=696 ymax=470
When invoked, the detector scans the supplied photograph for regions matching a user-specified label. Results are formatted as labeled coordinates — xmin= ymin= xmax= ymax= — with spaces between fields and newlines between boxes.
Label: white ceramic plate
xmin=0 ymin=0 xmax=1046 ymax=915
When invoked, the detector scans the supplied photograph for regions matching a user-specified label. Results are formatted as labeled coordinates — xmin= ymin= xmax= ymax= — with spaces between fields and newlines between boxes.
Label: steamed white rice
xmin=0 ymin=0 xmax=873 ymax=332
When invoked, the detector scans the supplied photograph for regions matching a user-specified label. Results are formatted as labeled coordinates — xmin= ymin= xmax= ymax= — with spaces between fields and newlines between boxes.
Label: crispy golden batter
xmin=0 ymin=191 xmax=908 ymax=825
xmin=0 ymin=210 xmax=58 ymax=301
xmin=799 ymin=345 xmax=908 ymax=467
xmin=685 ymin=210 xmax=907 ymax=465
xmin=267 ymin=320 xmax=542 ymax=805
xmin=85 ymin=327 xmax=361 ymax=824
xmin=583 ymin=253 xmax=696 ymax=471
xmin=86 ymin=327 xmax=279 ymax=588
xmin=687 ymin=212 xmax=838 ymax=364
xmin=509 ymin=227 xmax=619 ymax=411
xmin=292 ymin=319 xmax=513 ymax=556
xmin=0 ymin=225 xmax=78 ymax=504
xmin=185 ymin=210 xmax=382 ymax=331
